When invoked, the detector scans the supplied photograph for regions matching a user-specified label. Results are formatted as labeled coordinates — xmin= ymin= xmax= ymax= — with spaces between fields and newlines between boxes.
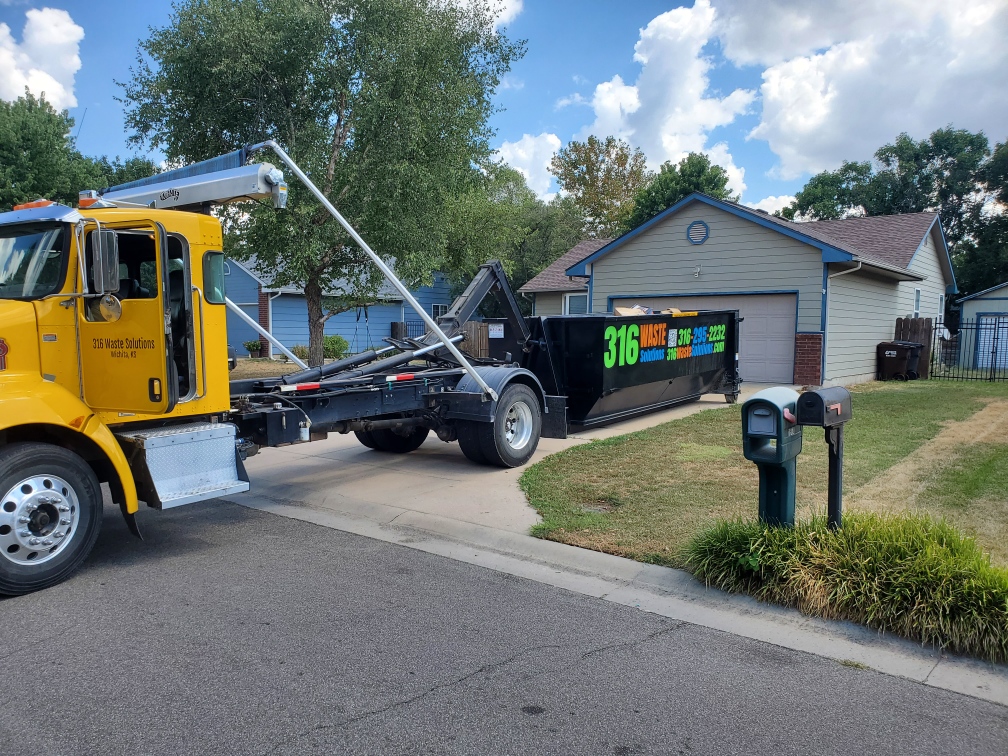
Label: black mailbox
xmin=796 ymin=387 xmax=852 ymax=428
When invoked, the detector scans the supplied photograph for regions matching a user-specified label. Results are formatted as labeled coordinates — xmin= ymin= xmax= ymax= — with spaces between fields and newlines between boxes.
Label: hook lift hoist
xmin=0 ymin=141 xmax=564 ymax=596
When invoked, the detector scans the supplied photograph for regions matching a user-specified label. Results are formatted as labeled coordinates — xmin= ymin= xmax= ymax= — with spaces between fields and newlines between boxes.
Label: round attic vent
xmin=687 ymin=220 xmax=709 ymax=245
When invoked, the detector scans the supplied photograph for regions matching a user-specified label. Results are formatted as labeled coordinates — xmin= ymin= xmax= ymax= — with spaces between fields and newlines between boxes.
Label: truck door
xmin=78 ymin=221 xmax=178 ymax=415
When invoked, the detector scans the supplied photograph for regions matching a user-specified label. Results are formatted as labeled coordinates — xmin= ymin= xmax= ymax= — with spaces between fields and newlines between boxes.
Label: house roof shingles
xmin=800 ymin=212 xmax=939 ymax=269
xmin=518 ymin=238 xmax=611 ymax=293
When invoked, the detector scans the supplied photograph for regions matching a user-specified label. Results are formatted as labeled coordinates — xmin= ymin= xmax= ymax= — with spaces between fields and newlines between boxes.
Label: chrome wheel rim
xmin=0 ymin=475 xmax=81 ymax=566
xmin=503 ymin=400 xmax=534 ymax=451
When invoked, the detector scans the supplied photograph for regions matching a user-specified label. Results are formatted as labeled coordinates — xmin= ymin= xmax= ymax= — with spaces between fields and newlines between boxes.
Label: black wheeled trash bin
xmin=876 ymin=342 xmax=911 ymax=381
xmin=891 ymin=340 xmax=924 ymax=379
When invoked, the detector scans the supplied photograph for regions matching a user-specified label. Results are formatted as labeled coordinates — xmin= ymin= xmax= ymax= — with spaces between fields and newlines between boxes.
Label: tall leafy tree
xmin=781 ymin=128 xmax=990 ymax=248
xmin=549 ymin=135 xmax=650 ymax=238
xmin=778 ymin=161 xmax=873 ymax=221
xmin=121 ymin=0 xmax=523 ymax=365
xmin=447 ymin=164 xmax=585 ymax=315
xmin=621 ymin=152 xmax=737 ymax=233
xmin=0 ymin=90 xmax=158 ymax=211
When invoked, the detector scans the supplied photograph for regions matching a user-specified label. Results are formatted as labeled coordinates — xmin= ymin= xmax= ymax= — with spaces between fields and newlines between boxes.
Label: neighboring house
xmin=956 ymin=282 xmax=1008 ymax=371
xmin=223 ymin=258 xmax=452 ymax=356
xmin=527 ymin=193 xmax=957 ymax=386
xmin=518 ymin=239 xmax=611 ymax=315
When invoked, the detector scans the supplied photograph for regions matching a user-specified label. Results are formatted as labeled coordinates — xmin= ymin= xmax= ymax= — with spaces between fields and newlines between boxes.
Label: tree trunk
xmin=304 ymin=278 xmax=325 ymax=367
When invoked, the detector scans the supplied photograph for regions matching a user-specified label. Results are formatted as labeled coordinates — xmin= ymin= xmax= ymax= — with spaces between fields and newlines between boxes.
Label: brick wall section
xmin=257 ymin=285 xmax=270 ymax=357
xmin=793 ymin=333 xmax=823 ymax=385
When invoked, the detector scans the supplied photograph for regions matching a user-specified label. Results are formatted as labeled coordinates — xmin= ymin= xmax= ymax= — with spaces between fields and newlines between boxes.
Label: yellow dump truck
xmin=0 ymin=142 xmax=561 ymax=596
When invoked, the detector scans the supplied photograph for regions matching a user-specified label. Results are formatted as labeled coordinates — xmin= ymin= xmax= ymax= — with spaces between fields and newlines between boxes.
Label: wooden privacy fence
xmin=389 ymin=320 xmax=490 ymax=359
xmin=894 ymin=317 xmax=933 ymax=378
xmin=461 ymin=321 xmax=489 ymax=358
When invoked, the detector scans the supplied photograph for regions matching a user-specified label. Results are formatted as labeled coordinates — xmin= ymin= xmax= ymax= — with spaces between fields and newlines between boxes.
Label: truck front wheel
xmin=0 ymin=443 xmax=104 ymax=596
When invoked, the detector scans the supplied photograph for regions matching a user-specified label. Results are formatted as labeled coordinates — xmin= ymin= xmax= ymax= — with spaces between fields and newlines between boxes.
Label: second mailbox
xmin=795 ymin=387 xmax=852 ymax=427
xmin=742 ymin=387 xmax=803 ymax=464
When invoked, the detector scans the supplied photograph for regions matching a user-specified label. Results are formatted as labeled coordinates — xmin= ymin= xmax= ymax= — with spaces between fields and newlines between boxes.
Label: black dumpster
xmin=513 ymin=310 xmax=740 ymax=427
xmin=891 ymin=340 xmax=924 ymax=379
xmin=876 ymin=341 xmax=912 ymax=380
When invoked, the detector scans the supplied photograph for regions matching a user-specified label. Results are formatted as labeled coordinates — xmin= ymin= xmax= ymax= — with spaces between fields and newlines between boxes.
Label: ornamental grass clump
xmin=684 ymin=513 xmax=1008 ymax=662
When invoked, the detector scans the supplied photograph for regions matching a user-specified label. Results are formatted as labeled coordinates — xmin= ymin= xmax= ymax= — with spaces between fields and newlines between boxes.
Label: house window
xmin=564 ymin=293 xmax=588 ymax=314
xmin=432 ymin=303 xmax=449 ymax=319
xmin=938 ymin=294 xmax=945 ymax=319
xmin=913 ymin=289 xmax=921 ymax=318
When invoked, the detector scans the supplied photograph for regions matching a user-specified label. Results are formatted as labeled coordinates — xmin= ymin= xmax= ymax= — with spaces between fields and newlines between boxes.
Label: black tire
xmin=370 ymin=426 xmax=430 ymax=453
xmin=0 ymin=443 xmax=103 ymax=597
xmin=354 ymin=430 xmax=379 ymax=449
xmin=456 ymin=421 xmax=487 ymax=464
xmin=478 ymin=383 xmax=542 ymax=468
xmin=724 ymin=393 xmax=739 ymax=405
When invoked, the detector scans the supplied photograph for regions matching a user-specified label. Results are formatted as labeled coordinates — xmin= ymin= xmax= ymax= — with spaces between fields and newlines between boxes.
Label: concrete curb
xmin=228 ymin=492 xmax=1008 ymax=708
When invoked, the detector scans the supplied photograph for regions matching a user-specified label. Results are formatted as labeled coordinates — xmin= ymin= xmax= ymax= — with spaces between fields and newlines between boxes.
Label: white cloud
xmin=744 ymin=194 xmax=795 ymax=214
xmin=496 ymin=132 xmax=561 ymax=199
xmin=0 ymin=8 xmax=83 ymax=110
xmin=726 ymin=0 xmax=1008 ymax=178
xmin=578 ymin=1 xmax=753 ymax=196
xmin=495 ymin=0 xmax=523 ymax=27
xmin=499 ymin=75 xmax=523 ymax=90
xmin=554 ymin=92 xmax=589 ymax=110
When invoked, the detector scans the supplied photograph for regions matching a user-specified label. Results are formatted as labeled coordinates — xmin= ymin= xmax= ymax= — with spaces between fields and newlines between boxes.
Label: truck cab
xmin=0 ymin=201 xmax=241 ymax=595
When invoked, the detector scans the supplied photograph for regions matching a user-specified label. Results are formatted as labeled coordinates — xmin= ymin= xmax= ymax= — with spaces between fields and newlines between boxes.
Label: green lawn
xmin=520 ymin=380 xmax=1008 ymax=567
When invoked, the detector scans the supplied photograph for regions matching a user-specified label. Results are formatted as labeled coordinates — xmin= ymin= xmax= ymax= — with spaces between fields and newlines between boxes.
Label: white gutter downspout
xmin=823 ymin=261 xmax=862 ymax=382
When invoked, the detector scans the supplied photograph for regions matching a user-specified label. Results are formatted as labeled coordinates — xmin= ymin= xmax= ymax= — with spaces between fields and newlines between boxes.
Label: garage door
xmin=612 ymin=294 xmax=797 ymax=383
xmin=976 ymin=316 xmax=1008 ymax=371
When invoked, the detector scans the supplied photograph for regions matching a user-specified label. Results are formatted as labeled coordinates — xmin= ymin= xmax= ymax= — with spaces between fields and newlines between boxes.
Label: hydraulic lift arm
xmin=431 ymin=260 xmax=531 ymax=351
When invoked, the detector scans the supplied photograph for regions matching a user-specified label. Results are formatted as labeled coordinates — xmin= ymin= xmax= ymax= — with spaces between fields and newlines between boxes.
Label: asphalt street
xmin=2 ymin=500 xmax=1006 ymax=756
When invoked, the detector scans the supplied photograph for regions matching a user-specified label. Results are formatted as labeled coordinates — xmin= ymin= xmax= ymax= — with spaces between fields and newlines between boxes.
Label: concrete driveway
xmin=245 ymin=391 xmax=756 ymax=535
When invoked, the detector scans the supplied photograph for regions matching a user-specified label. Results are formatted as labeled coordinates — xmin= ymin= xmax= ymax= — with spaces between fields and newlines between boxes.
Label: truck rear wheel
xmin=478 ymin=384 xmax=542 ymax=468
xmin=354 ymin=430 xmax=379 ymax=449
xmin=456 ymin=421 xmax=487 ymax=464
xmin=0 ymin=443 xmax=103 ymax=597
xmin=370 ymin=427 xmax=429 ymax=453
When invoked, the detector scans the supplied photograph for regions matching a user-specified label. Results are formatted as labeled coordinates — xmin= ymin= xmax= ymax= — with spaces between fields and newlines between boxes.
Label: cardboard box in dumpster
xmin=614 ymin=304 xmax=684 ymax=317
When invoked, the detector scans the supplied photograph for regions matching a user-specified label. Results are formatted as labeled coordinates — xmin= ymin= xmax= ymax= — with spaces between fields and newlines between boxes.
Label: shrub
xmin=323 ymin=334 xmax=349 ymax=360
xmin=290 ymin=344 xmax=310 ymax=361
xmin=684 ymin=513 xmax=1008 ymax=662
xmin=242 ymin=340 xmax=261 ymax=357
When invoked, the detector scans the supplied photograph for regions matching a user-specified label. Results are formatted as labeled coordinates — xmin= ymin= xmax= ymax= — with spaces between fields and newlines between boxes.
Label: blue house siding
xmin=224 ymin=262 xmax=265 ymax=354
xmin=224 ymin=258 xmax=455 ymax=355
xmin=270 ymin=295 xmax=404 ymax=353
xmin=411 ymin=273 xmax=452 ymax=319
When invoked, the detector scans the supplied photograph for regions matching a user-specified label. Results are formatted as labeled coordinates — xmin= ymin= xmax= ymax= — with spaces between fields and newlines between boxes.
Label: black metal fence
xmin=930 ymin=317 xmax=1008 ymax=382
xmin=390 ymin=320 xmax=428 ymax=339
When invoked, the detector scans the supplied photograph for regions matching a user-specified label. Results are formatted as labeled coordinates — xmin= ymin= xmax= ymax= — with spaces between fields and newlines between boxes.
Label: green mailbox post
xmin=741 ymin=387 xmax=803 ymax=526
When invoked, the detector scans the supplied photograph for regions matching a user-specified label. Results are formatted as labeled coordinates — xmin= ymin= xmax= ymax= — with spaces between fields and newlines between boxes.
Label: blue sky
xmin=2 ymin=1 xmax=1007 ymax=211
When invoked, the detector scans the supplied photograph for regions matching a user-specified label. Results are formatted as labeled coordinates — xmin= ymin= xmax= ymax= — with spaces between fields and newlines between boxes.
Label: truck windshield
xmin=0 ymin=223 xmax=68 ymax=300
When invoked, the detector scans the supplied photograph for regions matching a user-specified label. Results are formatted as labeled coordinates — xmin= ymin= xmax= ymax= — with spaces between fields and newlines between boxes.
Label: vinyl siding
xmin=824 ymin=229 xmax=952 ymax=384
xmin=825 ymin=272 xmax=900 ymax=384
xmin=270 ymin=295 xmax=404 ymax=352
xmin=408 ymin=273 xmax=452 ymax=321
xmin=223 ymin=261 xmax=264 ymax=354
xmin=899 ymin=229 xmax=948 ymax=322
xmin=532 ymin=292 xmax=564 ymax=315
xmin=590 ymin=202 xmax=824 ymax=333
xmin=960 ymin=287 xmax=1008 ymax=368
xmin=961 ymin=289 xmax=1008 ymax=323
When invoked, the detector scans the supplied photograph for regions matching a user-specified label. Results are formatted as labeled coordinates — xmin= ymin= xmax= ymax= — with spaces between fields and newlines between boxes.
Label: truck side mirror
xmin=90 ymin=229 xmax=120 ymax=296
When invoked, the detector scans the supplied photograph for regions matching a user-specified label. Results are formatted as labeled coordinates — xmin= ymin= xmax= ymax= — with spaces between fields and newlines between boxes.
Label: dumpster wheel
xmin=724 ymin=393 xmax=740 ymax=405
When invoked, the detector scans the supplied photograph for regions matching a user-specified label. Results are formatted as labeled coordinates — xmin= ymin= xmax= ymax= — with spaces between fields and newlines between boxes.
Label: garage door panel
xmin=614 ymin=294 xmax=796 ymax=383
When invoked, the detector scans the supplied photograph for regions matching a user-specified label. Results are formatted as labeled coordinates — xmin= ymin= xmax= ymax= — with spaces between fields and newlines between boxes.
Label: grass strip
xmin=684 ymin=513 xmax=1008 ymax=662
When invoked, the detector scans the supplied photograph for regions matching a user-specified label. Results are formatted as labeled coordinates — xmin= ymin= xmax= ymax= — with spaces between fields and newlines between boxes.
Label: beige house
xmin=520 ymin=193 xmax=957 ymax=386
